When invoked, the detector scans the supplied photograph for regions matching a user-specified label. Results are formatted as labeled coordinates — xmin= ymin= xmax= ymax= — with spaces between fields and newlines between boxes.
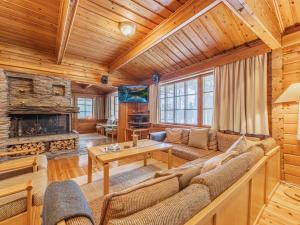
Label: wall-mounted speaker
xmin=152 ymin=73 xmax=160 ymax=84
xmin=101 ymin=75 xmax=108 ymax=84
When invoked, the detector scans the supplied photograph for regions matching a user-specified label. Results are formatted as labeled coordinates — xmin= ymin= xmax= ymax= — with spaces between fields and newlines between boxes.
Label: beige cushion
xmin=217 ymin=132 xmax=241 ymax=152
xmin=0 ymin=169 xmax=48 ymax=207
xmin=188 ymin=128 xmax=209 ymax=149
xmin=154 ymin=164 xmax=203 ymax=190
xmin=181 ymin=129 xmax=190 ymax=144
xmin=192 ymin=155 xmax=249 ymax=200
xmin=0 ymin=198 xmax=27 ymax=222
xmin=66 ymin=217 xmax=94 ymax=225
xmin=208 ymin=129 xmax=218 ymax=150
xmin=99 ymin=174 xmax=180 ymax=225
xmin=108 ymin=184 xmax=211 ymax=225
xmin=165 ymin=128 xmax=182 ymax=144
xmin=238 ymin=146 xmax=264 ymax=169
xmin=171 ymin=144 xmax=215 ymax=161
xmin=201 ymin=151 xmax=236 ymax=173
xmin=258 ymin=138 xmax=277 ymax=155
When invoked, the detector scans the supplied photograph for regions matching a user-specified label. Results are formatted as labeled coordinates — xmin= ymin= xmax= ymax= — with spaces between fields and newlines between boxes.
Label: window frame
xmin=77 ymin=97 xmax=95 ymax=120
xmin=158 ymin=71 xmax=214 ymax=127
xmin=110 ymin=92 xmax=119 ymax=119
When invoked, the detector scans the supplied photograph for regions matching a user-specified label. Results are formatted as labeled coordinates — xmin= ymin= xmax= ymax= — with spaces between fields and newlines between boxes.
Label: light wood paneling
xmin=0 ymin=0 xmax=60 ymax=53
xmin=119 ymin=2 xmax=259 ymax=79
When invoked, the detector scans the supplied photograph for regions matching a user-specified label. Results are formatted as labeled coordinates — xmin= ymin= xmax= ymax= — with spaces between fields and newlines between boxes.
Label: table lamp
xmin=275 ymin=83 xmax=300 ymax=140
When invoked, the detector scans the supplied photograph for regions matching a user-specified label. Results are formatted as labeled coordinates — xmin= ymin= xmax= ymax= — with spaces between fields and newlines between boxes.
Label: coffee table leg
xmin=88 ymin=153 xmax=93 ymax=183
xmin=103 ymin=163 xmax=110 ymax=195
xmin=144 ymin=154 xmax=147 ymax=166
xmin=168 ymin=148 xmax=173 ymax=169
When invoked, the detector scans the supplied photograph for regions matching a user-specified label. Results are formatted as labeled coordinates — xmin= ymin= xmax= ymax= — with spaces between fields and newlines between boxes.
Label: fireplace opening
xmin=9 ymin=114 xmax=70 ymax=138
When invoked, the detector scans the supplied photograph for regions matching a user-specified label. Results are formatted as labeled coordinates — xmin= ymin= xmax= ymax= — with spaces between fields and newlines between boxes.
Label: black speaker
xmin=101 ymin=75 xmax=108 ymax=84
xmin=152 ymin=73 xmax=160 ymax=84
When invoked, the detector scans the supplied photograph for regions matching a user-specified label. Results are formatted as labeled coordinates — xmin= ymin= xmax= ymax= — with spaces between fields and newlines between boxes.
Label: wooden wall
xmin=272 ymin=30 xmax=300 ymax=184
xmin=72 ymin=83 xmax=106 ymax=134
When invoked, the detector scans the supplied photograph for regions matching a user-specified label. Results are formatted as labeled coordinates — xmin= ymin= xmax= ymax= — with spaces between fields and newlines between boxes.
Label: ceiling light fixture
xmin=119 ymin=21 xmax=136 ymax=37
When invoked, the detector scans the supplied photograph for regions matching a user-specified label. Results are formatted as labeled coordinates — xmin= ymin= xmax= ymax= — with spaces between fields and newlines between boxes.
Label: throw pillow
xmin=216 ymin=132 xmax=240 ymax=152
xmin=154 ymin=163 xmax=203 ymax=190
xmin=181 ymin=129 xmax=190 ymax=145
xmin=226 ymin=136 xmax=258 ymax=155
xmin=99 ymin=174 xmax=180 ymax=225
xmin=188 ymin=128 xmax=209 ymax=149
xmin=164 ymin=128 xmax=183 ymax=144
xmin=201 ymin=152 xmax=236 ymax=173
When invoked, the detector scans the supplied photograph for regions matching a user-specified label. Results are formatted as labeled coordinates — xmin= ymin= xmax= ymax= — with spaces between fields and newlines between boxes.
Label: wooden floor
xmin=257 ymin=182 xmax=300 ymax=225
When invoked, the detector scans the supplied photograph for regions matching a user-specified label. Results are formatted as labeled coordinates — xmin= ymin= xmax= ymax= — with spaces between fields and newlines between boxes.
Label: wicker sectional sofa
xmin=56 ymin=130 xmax=279 ymax=225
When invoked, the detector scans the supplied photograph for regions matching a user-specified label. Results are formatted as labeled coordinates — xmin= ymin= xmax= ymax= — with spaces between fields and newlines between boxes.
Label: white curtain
xmin=213 ymin=53 xmax=269 ymax=135
xmin=105 ymin=94 xmax=111 ymax=119
xmin=95 ymin=96 xmax=105 ymax=120
xmin=149 ymin=84 xmax=159 ymax=124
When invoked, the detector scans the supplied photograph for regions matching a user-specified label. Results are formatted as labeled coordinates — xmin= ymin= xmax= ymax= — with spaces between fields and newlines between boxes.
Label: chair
xmin=0 ymin=152 xmax=48 ymax=225
xmin=105 ymin=119 xmax=118 ymax=143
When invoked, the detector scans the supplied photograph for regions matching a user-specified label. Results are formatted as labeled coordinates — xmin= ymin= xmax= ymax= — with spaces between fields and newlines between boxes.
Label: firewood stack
xmin=49 ymin=139 xmax=75 ymax=152
xmin=7 ymin=142 xmax=46 ymax=155
xmin=0 ymin=70 xmax=9 ymax=152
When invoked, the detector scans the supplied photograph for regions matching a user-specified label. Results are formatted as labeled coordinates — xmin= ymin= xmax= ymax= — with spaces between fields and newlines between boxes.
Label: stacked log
xmin=0 ymin=70 xmax=9 ymax=152
xmin=49 ymin=139 xmax=75 ymax=152
xmin=7 ymin=142 xmax=46 ymax=155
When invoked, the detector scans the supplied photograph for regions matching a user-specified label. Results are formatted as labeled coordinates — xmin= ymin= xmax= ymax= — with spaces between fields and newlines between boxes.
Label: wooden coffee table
xmin=87 ymin=139 xmax=173 ymax=195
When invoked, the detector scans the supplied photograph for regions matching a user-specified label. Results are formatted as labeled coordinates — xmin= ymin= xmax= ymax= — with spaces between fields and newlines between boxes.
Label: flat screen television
xmin=118 ymin=85 xmax=149 ymax=103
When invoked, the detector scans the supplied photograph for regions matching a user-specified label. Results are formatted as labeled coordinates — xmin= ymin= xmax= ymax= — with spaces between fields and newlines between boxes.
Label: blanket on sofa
xmin=42 ymin=180 xmax=94 ymax=225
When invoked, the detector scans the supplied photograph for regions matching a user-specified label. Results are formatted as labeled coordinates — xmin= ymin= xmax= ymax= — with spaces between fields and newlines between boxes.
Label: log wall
xmin=272 ymin=30 xmax=300 ymax=184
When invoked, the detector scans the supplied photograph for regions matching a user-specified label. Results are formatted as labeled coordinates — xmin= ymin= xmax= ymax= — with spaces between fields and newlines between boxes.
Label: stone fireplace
xmin=9 ymin=114 xmax=70 ymax=138
xmin=0 ymin=71 xmax=80 ymax=154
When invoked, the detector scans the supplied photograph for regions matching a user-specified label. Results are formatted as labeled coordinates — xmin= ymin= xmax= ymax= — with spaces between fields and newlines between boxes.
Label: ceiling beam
xmin=282 ymin=30 xmax=300 ymax=47
xmin=145 ymin=40 xmax=271 ymax=83
xmin=108 ymin=0 xmax=221 ymax=73
xmin=222 ymin=0 xmax=282 ymax=49
xmin=56 ymin=0 xmax=79 ymax=64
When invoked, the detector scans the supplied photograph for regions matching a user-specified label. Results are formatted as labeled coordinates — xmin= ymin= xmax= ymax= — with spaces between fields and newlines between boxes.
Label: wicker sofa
xmin=0 ymin=154 xmax=48 ymax=225
xmin=52 ymin=131 xmax=279 ymax=225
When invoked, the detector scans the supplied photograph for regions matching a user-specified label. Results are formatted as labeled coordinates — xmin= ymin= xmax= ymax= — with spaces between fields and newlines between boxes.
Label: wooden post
xmin=88 ymin=153 xmax=93 ymax=183
xmin=103 ymin=163 xmax=110 ymax=195
xmin=26 ymin=181 xmax=33 ymax=225
xmin=144 ymin=154 xmax=148 ymax=167
xmin=168 ymin=148 xmax=173 ymax=169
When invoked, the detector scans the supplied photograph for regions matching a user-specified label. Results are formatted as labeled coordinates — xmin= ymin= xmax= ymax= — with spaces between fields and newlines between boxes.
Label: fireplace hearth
xmin=9 ymin=114 xmax=70 ymax=138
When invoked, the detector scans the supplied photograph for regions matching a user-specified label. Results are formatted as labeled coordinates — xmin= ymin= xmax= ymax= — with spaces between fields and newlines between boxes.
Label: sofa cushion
xmin=208 ymin=129 xmax=218 ymax=150
xmin=181 ymin=129 xmax=190 ymax=145
xmin=258 ymin=137 xmax=277 ymax=155
xmin=0 ymin=169 xmax=48 ymax=207
xmin=188 ymin=128 xmax=209 ymax=149
xmin=165 ymin=128 xmax=182 ymax=144
xmin=0 ymin=198 xmax=27 ymax=222
xmin=108 ymin=184 xmax=211 ymax=225
xmin=217 ymin=132 xmax=241 ymax=152
xmin=171 ymin=144 xmax=214 ymax=161
xmin=154 ymin=164 xmax=203 ymax=190
xmin=66 ymin=217 xmax=94 ymax=225
xmin=201 ymin=151 xmax=236 ymax=173
xmin=99 ymin=174 xmax=180 ymax=225
xmin=191 ymin=155 xmax=249 ymax=200
xmin=238 ymin=146 xmax=264 ymax=169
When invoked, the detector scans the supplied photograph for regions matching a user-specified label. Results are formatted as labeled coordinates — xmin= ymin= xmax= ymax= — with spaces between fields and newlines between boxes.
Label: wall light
xmin=119 ymin=21 xmax=136 ymax=37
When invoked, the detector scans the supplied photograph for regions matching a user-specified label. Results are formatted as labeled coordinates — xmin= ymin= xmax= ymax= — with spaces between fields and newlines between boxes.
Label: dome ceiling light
xmin=119 ymin=21 xmax=136 ymax=37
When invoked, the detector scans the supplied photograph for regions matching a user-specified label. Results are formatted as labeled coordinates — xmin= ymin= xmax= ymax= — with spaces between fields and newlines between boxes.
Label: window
xmin=77 ymin=97 xmax=94 ymax=119
xmin=159 ymin=78 xmax=198 ymax=125
xmin=202 ymin=74 xmax=214 ymax=126
xmin=110 ymin=93 xmax=119 ymax=119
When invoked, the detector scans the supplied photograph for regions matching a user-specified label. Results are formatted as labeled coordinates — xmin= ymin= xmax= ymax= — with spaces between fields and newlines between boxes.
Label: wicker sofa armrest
xmin=150 ymin=131 xmax=166 ymax=142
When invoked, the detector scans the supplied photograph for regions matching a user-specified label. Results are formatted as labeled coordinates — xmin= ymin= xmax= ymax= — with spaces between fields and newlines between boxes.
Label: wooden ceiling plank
xmin=56 ymin=0 xmax=79 ymax=64
xmin=88 ymin=0 xmax=157 ymax=29
xmin=282 ymin=30 xmax=300 ymax=47
xmin=157 ymin=43 xmax=186 ymax=68
xmin=107 ymin=0 xmax=165 ymax=24
xmin=152 ymin=45 xmax=182 ymax=70
xmin=271 ymin=0 xmax=285 ymax=33
xmin=152 ymin=40 xmax=271 ymax=82
xmin=108 ymin=0 xmax=221 ymax=72
xmin=163 ymin=39 xmax=193 ymax=66
xmin=222 ymin=0 xmax=282 ymax=49
xmin=132 ymin=0 xmax=173 ymax=18
xmin=155 ymin=0 xmax=183 ymax=12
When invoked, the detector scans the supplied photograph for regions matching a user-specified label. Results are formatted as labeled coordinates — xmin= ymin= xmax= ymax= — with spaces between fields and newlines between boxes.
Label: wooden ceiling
xmin=0 ymin=0 xmax=299 ymax=85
